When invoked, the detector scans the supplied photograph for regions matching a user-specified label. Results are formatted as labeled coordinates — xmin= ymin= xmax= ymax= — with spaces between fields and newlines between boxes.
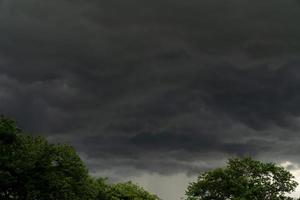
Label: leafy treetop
xmin=186 ymin=157 xmax=298 ymax=200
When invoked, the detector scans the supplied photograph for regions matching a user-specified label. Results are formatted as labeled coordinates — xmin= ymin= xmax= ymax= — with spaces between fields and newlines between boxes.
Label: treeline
xmin=1 ymin=116 xmax=300 ymax=200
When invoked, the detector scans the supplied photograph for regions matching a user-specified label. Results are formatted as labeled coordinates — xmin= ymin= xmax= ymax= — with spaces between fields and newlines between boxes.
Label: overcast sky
xmin=1 ymin=0 xmax=300 ymax=199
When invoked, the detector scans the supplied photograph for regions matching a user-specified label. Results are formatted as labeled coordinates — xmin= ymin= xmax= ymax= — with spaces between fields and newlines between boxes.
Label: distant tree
xmin=100 ymin=181 xmax=160 ymax=200
xmin=0 ymin=116 xmax=98 ymax=200
xmin=186 ymin=157 xmax=298 ymax=200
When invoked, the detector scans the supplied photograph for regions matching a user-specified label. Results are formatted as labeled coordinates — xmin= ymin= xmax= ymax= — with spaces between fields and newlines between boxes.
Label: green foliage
xmin=0 ymin=116 xmax=98 ymax=200
xmin=94 ymin=178 xmax=111 ymax=200
xmin=186 ymin=157 xmax=298 ymax=200
xmin=105 ymin=181 xmax=160 ymax=200
xmin=0 ymin=116 xmax=19 ymax=145
xmin=0 ymin=116 xmax=160 ymax=200
xmin=92 ymin=178 xmax=160 ymax=200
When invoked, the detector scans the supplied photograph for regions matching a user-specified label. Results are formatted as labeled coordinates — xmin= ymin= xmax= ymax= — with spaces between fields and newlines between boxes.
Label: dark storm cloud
xmin=1 ymin=0 xmax=300 ymax=176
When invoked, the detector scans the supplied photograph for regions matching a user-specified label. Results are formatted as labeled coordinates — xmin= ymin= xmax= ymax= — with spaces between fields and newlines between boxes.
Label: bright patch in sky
xmin=130 ymin=173 xmax=196 ymax=200
xmin=281 ymin=161 xmax=300 ymax=198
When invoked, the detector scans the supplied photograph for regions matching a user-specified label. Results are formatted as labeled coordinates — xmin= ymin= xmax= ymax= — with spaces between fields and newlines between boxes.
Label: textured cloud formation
xmin=1 ymin=0 xmax=300 ymax=190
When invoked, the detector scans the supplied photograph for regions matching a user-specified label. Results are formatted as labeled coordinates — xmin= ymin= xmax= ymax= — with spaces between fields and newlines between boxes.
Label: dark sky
xmin=1 ymin=0 xmax=300 ymax=199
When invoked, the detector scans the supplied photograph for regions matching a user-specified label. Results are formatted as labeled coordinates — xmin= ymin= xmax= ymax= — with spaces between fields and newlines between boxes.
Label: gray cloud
xmin=1 ymin=0 xmax=300 ymax=185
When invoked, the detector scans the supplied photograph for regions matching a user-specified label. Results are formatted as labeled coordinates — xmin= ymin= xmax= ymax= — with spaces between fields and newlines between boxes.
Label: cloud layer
xmin=1 ymin=0 xmax=300 ymax=185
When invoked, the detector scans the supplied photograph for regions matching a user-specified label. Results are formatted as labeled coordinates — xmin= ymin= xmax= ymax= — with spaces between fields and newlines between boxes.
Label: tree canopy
xmin=94 ymin=178 xmax=159 ymax=200
xmin=0 ymin=116 xmax=158 ymax=200
xmin=107 ymin=181 xmax=159 ymax=200
xmin=0 ymin=116 xmax=98 ymax=200
xmin=186 ymin=157 xmax=298 ymax=200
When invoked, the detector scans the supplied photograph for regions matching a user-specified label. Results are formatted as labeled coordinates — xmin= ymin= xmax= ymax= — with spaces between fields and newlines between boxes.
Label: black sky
xmin=1 ymin=0 xmax=300 ymax=198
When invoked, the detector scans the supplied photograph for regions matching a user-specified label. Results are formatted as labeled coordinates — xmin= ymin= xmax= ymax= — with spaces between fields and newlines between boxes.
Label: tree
xmin=0 ymin=116 xmax=98 ymax=200
xmin=0 ymin=116 xmax=161 ymax=200
xmin=186 ymin=157 xmax=298 ymax=200
xmin=94 ymin=178 xmax=111 ymax=200
xmin=109 ymin=181 xmax=160 ymax=200
xmin=96 ymin=180 xmax=160 ymax=200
